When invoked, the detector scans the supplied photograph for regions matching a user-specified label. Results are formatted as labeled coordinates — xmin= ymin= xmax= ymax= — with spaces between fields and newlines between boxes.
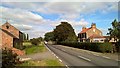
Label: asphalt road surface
xmin=45 ymin=44 xmax=119 ymax=68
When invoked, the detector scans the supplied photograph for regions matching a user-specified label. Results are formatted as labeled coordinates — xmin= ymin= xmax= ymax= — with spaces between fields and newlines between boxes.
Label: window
xmin=93 ymin=29 xmax=95 ymax=32
xmin=6 ymin=25 xmax=9 ymax=29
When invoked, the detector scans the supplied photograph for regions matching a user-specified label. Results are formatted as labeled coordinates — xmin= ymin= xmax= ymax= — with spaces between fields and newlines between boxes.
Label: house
xmin=78 ymin=23 xmax=104 ymax=42
xmin=0 ymin=22 xmax=25 ymax=55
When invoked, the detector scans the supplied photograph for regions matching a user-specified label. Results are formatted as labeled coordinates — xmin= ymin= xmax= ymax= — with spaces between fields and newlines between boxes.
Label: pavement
xmin=19 ymin=51 xmax=55 ymax=61
xmin=46 ymin=44 xmax=119 ymax=68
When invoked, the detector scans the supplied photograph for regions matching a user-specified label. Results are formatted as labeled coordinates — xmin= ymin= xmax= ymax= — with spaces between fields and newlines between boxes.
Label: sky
xmin=0 ymin=0 xmax=119 ymax=39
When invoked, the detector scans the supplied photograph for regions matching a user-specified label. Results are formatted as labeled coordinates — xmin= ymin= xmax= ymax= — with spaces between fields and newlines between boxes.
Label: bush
xmin=2 ymin=48 xmax=19 ymax=68
xmin=98 ymin=43 xmax=113 ymax=53
xmin=59 ymin=42 xmax=113 ymax=53
xmin=30 ymin=38 xmax=41 ymax=45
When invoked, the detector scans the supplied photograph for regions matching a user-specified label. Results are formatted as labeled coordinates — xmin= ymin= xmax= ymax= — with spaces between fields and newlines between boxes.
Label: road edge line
xmin=44 ymin=43 xmax=69 ymax=68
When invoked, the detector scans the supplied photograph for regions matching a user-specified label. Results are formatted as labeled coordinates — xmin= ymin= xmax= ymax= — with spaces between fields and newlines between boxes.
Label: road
xmin=45 ymin=44 xmax=119 ymax=68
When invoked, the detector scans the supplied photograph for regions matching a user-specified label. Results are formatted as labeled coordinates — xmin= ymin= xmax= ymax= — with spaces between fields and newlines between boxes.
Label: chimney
xmin=91 ymin=23 xmax=96 ymax=28
xmin=82 ymin=27 xmax=86 ymax=30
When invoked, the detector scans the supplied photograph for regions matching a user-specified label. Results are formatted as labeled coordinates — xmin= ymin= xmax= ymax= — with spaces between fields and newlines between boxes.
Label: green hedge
xmin=59 ymin=42 xmax=113 ymax=53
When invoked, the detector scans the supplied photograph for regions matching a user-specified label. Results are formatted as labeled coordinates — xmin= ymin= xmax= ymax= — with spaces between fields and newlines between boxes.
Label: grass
xmin=45 ymin=59 xmax=63 ymax=66
xmin=23 ymin=41 xmax=47 ymax=55
xmin=23 ymin=41 xmax=32 ymax=46
xmin=19 ymin=41 xmax=64 ymax=66
xmin=17 ymin=59 xmax=63 ymax=66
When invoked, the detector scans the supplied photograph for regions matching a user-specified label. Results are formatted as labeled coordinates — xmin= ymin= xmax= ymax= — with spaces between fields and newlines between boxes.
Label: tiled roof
xmin=79 ymin=28 xmax=91 ymax=34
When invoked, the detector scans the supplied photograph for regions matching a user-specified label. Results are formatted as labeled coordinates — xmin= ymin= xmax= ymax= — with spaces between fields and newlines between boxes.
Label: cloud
xmin=2 ymin=2 xmax=118 ymax=20
xmin=1 ymin=2 xmax=118 ymax=38
xmin=0 ymin=6 xmax=52 ymax=38
xmin=2 ymin=0 xmax=119 ymax=2
xmin=51 ymin=19 xmax=89 ymax=27
xmin=0 ymin=6 xmax=43 ymax=25
xmin=12 ymin=24 xmax=33 ymax=30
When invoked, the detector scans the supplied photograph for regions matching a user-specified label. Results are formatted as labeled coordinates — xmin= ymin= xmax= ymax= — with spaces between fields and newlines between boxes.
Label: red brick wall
xmin=2 ymin=23 xmax=19 ymax=38
xmin=1 ymin=31 xmax=13 ymax=48
xmin=86 ymin=27 xmax=102 ymax=38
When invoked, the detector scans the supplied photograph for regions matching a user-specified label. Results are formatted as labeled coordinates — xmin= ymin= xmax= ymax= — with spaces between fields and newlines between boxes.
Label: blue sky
xmin=0 ymin=1 xmax=118 ymax=38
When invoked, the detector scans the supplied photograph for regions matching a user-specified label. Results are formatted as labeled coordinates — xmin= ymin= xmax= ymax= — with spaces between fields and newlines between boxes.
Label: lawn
xmin=23 ymin=42 xmax=47 ymax=55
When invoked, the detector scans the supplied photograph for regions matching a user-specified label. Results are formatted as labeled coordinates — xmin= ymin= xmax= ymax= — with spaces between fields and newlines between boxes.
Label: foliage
xmin=23 ymin=33 xmax=26 ymax=41
xmin=44 ymin=31 xmax=55 ymax=42
xmin=26 ymin=34 xmax=29 ymax=40
xmin=30 ymin=38 xmax=41 ymax=45
xmin=59 ymin=42 xmax=113 ymax=53
xmin=37 ymin=37 xmax=44 ymax=41
xmin=54 ymin=22 xmax=77 ymax=43
xmin=2 ymin=48 xmax=19 ymax=68
xmin=107 ymin=19 xmax=120 ymax=42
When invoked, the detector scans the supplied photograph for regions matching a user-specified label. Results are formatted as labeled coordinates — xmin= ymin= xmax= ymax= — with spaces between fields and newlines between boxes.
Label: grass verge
xmin=17 ymin=59 xmax=63 ymax=66
xmin=23 ymin=42 xmax=47 ymax=55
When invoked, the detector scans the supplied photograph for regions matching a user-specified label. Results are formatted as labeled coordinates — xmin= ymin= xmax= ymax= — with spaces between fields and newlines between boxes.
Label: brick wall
xmin=1 ymin=31 xmax=13 ymax=48
xmin=86 ymin=27 xmax=102 ymax=38
xmin=2 ymin=22 xmax=19 ymax=38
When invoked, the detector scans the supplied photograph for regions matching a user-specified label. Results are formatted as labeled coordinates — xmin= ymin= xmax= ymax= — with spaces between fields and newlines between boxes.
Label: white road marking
xmin=62 ymin=49 xmax=66 ymax=51
xmin=93 ymin=54 xmax=99 ymax=56
xmin=59 ymin=59 xmax=62 ymax=62
xmin=102 ymin=56 xmax=111 ymax=59
xmin=116 ymin=59 xmax=120 ymax=61
xmin=65 ymin=65 xmax=69 ymax=68
xmin=44 ymin=44 xmax=66 ymax=66
xmin=56 ymin=56 xmax=59 ymax=58
xmin=78 ymin=56 xmax=91 ymax=61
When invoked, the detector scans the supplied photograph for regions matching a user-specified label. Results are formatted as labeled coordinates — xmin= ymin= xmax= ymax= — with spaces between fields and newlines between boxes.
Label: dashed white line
xmin=59 ymin=59 xmax=62 ymax=62
xmin=65 ymin=65 xmax=69 ymax=68
xmin=56 ymin=56 xmax=58 ymax=58
xmin=102 ymin=56 xmax=111 ymax=59
xmin=116 ymin=59 xmax=120 ymax=61
xmin=62 ymin=49 xmax=66 ymax=51
xmin=78 ymin=56 xmax=91 ymax=61
xmin=93 ymin=54 xmax=99 ymax=56
xmin=44 ymin=44 xmax=68 ymax=68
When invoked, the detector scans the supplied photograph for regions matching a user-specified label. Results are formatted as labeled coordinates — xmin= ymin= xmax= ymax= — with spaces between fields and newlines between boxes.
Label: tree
xmin=37 ymin=37 xmax=44 ymax=41
xmin=26 ymin=34 xmax=29 ymax=40
xmin=23 ymin=33 xmax=26 ymax=41
xmin=107 ymin=19 xmax=120 ymax=42
xmin=44 ymin=31 xmax=55 ymax=42
xmin=30 ymin=38 xmax=40 ymax=45
xmin=54 ymin=22 xmax=77 ymax=43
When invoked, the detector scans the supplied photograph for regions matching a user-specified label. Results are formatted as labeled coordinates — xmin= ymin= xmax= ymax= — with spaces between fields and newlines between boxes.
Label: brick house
xmin=0 ymin=22 xmax=25 ymax=55
xmin=78 ymin=23 xmax=104 ymax=42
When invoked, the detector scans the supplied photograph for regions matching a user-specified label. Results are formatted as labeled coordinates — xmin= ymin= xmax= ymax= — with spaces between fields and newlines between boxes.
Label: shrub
xmin=98 ymin=43 xmax=113 ymax=53
xmin=30 ymin=38 xmax=41 ymax=45
xmin=2 ymin=48 xmax=19 ymax=68
xmin=59 ymin=42 xmax=113 ymax=53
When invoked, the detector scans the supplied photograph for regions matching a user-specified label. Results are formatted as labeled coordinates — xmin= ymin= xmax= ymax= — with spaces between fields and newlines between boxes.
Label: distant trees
xmin=23 ymin=33 xmax=29 ymax=41
xmin=26 ymin=34 xmax=29 ymax=40
xmin=44 ymin=31 xmax=55 ymax=42
xmin=54 ymin=22 xmax=77 ymax=43
xmin=30 ymin=37 xmax=43 ymax=45
xmin=107 ymin=19 xmax=120 ymax=42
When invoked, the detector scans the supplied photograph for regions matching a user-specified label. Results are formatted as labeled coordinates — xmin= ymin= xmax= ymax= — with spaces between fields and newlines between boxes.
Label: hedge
xmin=59 ymin=42 xmax=113 ymax=53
